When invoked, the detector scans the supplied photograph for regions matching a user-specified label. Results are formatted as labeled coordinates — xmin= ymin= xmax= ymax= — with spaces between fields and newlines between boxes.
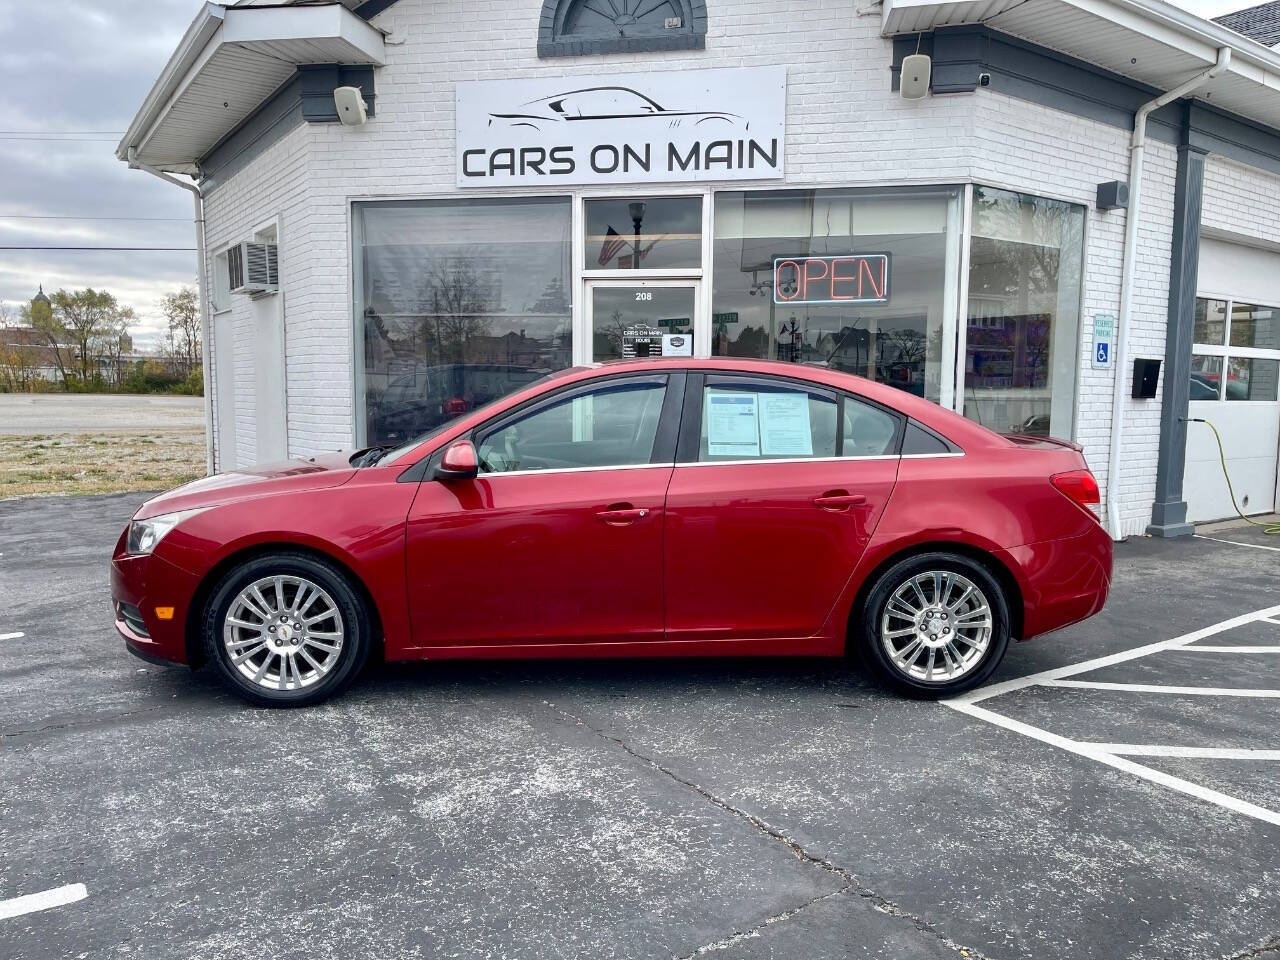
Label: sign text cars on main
xmin=455 ymin=66 xmax=786 ymax=187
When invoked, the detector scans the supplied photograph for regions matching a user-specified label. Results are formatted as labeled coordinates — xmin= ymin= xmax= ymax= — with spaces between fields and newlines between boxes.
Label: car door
xmin=404 ymin=372 xmax=682 ymax=649
xmin=663 ymin=373 xmax=902 ymax=643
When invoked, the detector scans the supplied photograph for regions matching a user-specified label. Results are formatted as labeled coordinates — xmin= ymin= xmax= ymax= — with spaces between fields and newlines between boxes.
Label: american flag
xmin=598 ymin=225 xmax=628 ymax=266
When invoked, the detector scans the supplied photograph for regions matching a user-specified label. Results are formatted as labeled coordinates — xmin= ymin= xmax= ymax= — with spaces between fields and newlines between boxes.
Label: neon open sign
xmin=773 ymin=254 xmax=890 ymax=305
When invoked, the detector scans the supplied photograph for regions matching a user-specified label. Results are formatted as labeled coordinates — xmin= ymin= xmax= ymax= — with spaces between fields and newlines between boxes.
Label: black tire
xmin=201 ymin=551 xmax=372 ymax=708
xmin=856 ymin=552 xmax=1011 ymax=699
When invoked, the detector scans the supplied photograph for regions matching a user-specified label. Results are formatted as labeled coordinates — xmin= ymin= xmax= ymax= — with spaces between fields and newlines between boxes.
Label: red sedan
xmin=111 ymin=359 xmax=1111 ymax=707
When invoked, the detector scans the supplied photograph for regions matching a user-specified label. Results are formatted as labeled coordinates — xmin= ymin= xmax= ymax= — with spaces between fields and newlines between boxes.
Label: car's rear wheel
xmin=857 ymin=552 xmax=1010 ymax=698
xmin=202 ymin=551 xmax=371 ymax=707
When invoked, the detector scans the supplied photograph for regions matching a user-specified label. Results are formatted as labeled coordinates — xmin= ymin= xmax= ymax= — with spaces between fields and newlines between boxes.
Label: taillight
xmin=1051 ymin=470 xmax=1100 ymax=509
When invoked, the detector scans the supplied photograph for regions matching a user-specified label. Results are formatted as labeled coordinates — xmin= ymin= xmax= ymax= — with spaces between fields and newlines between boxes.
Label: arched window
xmin=538 ymin=0 xmax=707 ymax=58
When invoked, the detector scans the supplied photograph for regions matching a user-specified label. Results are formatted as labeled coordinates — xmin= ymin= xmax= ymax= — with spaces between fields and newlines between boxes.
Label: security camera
xmin=334 ymin=86 xmax=368 ymax=126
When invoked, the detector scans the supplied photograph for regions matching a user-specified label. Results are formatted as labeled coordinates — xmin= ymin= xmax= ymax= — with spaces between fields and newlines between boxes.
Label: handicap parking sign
xmin=1092 ymin=313 xmax=1115 ymax=369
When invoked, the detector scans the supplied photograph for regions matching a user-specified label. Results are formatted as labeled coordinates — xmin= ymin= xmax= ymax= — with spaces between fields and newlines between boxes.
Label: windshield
xmin=372 ymin=370 xmax=568 ymax=467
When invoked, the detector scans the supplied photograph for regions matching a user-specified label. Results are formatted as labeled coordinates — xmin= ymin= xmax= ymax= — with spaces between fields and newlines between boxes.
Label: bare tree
xmin=23 ymin=295 xmax=70 ymax=387
xmin=161 ymin=287 xmax=201 ymax=373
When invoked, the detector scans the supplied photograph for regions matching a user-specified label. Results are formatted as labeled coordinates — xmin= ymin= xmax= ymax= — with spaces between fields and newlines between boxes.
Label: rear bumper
xmin=999 ymin=522 xmax=1113 ymax=641
xmin=110 ymin=543 xmax=201 ymax=666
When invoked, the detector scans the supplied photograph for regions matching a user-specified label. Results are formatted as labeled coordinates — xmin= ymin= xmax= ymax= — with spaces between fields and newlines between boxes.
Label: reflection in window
xmin=355 ymin=197 xmax=572 ymax=446
xmin=1190 ymin=354 xmax=1223 ymax=401
xmin=964 ymin=187 xmax=1085 ymax=440
xmin=1229 ymin=301 xmax=1280 ymax=350
xmin=585 ymin=197 xmax=701 ymax=270
xmin=1194 ymin=298 xmax=1227 ymax=345
xmin=711 ymin=187 xmax=960 ymax=404
xmin=1226 ymin=357 xmax=1280 ymax=402
xmin=477 ymin=381 xmax=666 ymax=473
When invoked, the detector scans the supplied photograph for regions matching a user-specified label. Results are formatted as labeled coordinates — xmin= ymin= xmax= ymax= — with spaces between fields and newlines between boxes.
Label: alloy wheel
xmin=222 ymin=575 xmax=344 ymax=692
xmin=879 ymin=570 xmax=993 ymax=684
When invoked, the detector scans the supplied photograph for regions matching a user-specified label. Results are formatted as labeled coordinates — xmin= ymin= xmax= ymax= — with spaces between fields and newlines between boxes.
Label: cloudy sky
xmin=0 ymin=0 xmax=1266 ymax=349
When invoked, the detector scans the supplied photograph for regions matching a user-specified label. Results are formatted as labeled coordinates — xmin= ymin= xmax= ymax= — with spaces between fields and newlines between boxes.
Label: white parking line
xmin=0 ymin=883 xmax=88 ymax=921
xmin=0 ymin=632 xmax=24 ymax=641
xmin=947 ymin=699 xmax=1280 ymax=827
xmin=1195 ymin=534 xmax=1280 ymax=553
xmin=1091 ymin=745 xmax=1280 ymax=760
xmin=945 ymin=604 xmax=1280 ymax=827
xmin=1044 ymin=679 xmax=1280 ymax=697
xmin=1180 ymin=645 xmax=1280 ymax=653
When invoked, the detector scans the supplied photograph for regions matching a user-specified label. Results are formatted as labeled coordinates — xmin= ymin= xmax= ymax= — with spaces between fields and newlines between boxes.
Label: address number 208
xmin=634 ymin=291 xmax=653 ymax=301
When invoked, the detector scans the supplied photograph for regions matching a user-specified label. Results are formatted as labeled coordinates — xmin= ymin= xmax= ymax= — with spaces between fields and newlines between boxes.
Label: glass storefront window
xmin=1226 ymin=357 xmax=1280 ymax=401
xmin=1195 ymin=298 xmax=1227 ymax=345
xmin=711 ymin=187 xmax=960 ymax=404
xmin=1190 ymin=354 xmax=1223 ymax=401
xmin=964 ymin=187 xmax=1085 ymax=439
xmin=1229 ymin=301 xmax=1280 ymax=350
xmin=355 ymin=197 xmax=573 ymax=446
xmin=584 ymin=196 xmax=701 ymax=270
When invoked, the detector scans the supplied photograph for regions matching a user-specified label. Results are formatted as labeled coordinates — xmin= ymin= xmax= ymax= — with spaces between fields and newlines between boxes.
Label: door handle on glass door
xmin=597 ymin=505 xmax=648 ymax=525
xmin=813 ymin=492 xmax=866 ymax=511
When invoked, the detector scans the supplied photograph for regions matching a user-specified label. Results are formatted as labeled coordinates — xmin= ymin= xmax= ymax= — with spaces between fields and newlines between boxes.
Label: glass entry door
xmin=587 ymin=280 xmax=699 ymax=362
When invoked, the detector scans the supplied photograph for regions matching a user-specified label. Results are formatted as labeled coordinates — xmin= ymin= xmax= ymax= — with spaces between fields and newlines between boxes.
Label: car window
xmin=477 ymin=381 xmax=667 ymax=474
xmin=699 ymin=382 xmax=838 ymax=462
xmin=845 ymin=399 xmax=903 ymax=456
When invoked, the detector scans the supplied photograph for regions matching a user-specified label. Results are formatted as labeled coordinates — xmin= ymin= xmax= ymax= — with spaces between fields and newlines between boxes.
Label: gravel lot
xmin=0 ymin=394 xmax=203 ymax=435
xmin=0 ymin=395 xmax=205 ymax=498
xmin=0 ymin=497 xmax=1277 ymax=960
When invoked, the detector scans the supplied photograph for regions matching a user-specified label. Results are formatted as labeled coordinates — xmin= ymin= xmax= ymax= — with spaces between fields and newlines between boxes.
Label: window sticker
xmin=758 ymin=392 xmax=812 ymax=456
xmin=706 ymin=392 xmax=760 ymax=457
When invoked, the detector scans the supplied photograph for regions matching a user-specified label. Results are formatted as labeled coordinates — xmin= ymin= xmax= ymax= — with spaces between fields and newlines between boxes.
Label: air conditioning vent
xmin=228 ymin=241 xmax=278 ymax=295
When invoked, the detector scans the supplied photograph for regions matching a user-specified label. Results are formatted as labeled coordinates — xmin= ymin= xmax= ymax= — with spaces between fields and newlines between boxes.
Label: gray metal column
xmin=1148 ymin=108 xmax=1206 ymax=539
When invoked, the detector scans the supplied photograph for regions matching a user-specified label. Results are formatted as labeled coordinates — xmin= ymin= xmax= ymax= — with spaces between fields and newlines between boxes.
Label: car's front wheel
xmin=857 ymin=552 xmax=1010 ymax=698
xmin=202 ymin=551 xmax=371 ymax=707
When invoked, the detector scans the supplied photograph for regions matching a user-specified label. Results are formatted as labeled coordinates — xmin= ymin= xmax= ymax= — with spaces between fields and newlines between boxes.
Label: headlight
xmin=126 ymin=508 xmax=207 ymax=556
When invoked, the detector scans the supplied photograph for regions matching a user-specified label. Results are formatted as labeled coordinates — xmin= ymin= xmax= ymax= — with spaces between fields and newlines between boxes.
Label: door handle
xmin=813 ymin=492 xmax=866 ymax=511
xmin=597 ymin=505 xmax=649 ymax=526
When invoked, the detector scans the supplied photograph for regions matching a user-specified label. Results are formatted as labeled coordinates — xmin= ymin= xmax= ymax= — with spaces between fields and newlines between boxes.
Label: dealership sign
xmin=456 ymin=66 xmax=786 ymax=187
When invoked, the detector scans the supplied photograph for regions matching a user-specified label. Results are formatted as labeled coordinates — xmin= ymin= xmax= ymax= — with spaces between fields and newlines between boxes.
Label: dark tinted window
xmin=902 ymin=421 xmax=951 ymax=455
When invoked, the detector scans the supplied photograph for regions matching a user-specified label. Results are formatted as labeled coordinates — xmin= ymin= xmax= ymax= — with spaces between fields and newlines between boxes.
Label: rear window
xmin=902 ymin=422 xmax=952 ymax=455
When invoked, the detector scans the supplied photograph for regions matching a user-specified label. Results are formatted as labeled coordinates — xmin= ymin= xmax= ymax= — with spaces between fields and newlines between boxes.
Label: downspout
xmin=1106 ymin=46 xmax=1230 ymax=541
xmin=127 ymin=147 xmax=216 ymax=476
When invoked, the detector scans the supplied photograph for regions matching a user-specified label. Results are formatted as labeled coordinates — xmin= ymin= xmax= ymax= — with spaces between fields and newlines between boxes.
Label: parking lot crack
xmin=1225 ymin=935 xmax=1280 ymax=959
xmin=672 ymin=888 xmax=847 ymax=959
xmin=540 ymin=698 xmax=993 ymax=960
xmin=0 ymin=704 xmax=168 ymax=740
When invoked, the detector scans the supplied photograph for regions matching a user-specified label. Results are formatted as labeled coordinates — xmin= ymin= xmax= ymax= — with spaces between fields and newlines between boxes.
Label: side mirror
xmin=436 ymin=439 xmax=478 ymax=480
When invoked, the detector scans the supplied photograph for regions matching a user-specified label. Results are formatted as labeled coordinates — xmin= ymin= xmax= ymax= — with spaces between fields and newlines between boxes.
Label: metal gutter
xmin=127 ymin=148 xmax=216 ymax=476
xmin=1105 ymin=45 xmax=1231 ymax=540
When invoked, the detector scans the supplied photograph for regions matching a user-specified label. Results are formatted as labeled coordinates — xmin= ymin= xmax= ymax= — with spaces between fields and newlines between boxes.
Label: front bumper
xmin=110 ymin=533 xmax=201 ymax=666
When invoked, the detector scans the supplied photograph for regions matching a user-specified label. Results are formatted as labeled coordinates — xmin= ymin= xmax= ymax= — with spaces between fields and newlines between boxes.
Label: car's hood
xmin=135 ymin=452 xmax=358 ymax=519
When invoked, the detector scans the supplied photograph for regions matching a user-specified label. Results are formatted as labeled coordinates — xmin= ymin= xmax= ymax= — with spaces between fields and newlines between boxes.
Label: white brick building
xmin=119 ymin=0 xmax=1280 ymax=538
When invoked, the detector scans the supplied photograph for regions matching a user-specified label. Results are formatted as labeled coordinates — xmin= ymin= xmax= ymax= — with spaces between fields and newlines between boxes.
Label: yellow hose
xmin=1189 ymin=417 xmax=1280 ymax=535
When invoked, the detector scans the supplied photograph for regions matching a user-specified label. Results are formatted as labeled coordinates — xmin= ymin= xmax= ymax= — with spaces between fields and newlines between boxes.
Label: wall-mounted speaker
xmin=900 ymin=54 xmax=931 ymax=100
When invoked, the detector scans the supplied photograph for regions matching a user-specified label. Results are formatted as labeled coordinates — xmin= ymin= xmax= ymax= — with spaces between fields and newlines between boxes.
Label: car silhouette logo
xmin=488 ymin=85 xmax=742 ymax=132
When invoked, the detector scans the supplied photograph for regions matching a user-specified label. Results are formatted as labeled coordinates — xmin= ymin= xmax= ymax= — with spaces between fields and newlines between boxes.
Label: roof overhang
xmin=117 ymin=2 xmax=385 ymax=175
xmin=882 ymin=0 xmax=1280 ymax=131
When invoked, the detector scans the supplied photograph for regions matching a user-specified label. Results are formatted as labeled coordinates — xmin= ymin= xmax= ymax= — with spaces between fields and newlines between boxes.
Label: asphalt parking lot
xmin=1 ymin=493 xmax=1278 ymax=960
